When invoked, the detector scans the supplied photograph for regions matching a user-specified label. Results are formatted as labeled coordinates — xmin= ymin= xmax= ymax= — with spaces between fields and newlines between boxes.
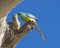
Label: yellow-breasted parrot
xmin=18 ymin=12 xmax=46 ymax=41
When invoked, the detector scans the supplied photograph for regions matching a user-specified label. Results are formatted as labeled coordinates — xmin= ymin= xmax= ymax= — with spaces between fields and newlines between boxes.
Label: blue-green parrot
xmin=18 ymin=12 xmax=46 ymax=41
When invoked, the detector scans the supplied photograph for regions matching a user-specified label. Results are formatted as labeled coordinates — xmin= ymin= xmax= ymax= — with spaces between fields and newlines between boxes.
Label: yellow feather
xmin=24 ymin=17 xmax=32 ymax=22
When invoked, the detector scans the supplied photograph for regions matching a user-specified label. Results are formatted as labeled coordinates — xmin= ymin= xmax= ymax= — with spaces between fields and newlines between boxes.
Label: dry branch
xmin=1 ymin=21 xmax=35 ymax=48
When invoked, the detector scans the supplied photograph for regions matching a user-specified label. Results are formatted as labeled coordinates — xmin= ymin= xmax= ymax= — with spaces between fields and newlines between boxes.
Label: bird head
xmin=18 ymin=12 xmax=26 ymax=17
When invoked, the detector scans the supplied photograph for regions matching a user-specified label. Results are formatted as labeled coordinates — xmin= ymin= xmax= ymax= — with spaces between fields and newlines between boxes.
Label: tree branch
xmin=1 ymin=21 xmax=35 ymax=48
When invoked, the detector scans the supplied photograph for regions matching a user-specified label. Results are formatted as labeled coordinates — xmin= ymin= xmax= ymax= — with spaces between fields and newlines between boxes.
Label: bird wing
xmin=26 ymin=13 xmax=38 ymax=20
xmin=34 ymin=23 xmax=46 ymax=41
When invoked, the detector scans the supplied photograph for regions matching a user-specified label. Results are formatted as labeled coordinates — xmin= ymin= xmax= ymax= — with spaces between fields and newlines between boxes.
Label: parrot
xmin=18 ymin=12 xmax=46 ymax=41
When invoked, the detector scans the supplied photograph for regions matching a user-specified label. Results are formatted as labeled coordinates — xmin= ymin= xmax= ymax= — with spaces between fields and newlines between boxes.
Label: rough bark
xmin=0 ymin=0 xmax=22 ymax=19
xmin=0 ymin=0 xmax=35 ymax=48
xmin=1 ymin=21 xmax=34 ymax=48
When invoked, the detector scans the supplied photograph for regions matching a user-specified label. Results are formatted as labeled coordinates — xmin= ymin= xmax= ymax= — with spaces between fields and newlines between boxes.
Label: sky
xmin=7 ymin=0 xmax=60 ymax=48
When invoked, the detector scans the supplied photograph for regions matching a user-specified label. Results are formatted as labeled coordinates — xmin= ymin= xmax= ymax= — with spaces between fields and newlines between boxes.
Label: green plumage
xmin=18 ymin=12 xmax=46 ymax=41
xmin=18 ymin=12 xmax=38 ymax=22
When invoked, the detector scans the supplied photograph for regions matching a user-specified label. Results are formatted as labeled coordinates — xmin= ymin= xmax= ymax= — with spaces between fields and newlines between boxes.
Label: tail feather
xmin=34 ymin=23 xmax=46 ymax=41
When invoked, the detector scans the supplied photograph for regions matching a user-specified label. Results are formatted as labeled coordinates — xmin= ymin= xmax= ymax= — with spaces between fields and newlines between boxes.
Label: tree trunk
xmin=0 ymin=0 xmax=22 ymax=48
xmin=1 ymin=21 xmax=34 ymax=48
xmin=0 ymin=0 xmax=35 ymax=48
xmin=0 ymin=0 xmax=22 ymax=19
